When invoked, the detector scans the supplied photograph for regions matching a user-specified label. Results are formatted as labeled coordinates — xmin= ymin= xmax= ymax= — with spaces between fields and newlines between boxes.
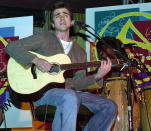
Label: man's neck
xmin=56 ymin=31 xmax=70 ymax=42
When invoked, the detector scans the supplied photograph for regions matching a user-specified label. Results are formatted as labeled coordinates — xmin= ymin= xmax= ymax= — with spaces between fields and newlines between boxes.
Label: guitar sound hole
xmin=49 ymin=64 xmax=60 ymax=75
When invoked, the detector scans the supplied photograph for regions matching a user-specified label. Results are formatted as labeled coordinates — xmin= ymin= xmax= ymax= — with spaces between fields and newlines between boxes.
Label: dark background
xmin=0 ymin=0 xmax=150 ymax=27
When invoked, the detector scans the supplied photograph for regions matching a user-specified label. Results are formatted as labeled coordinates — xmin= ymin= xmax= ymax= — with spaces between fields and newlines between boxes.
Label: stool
xmin=30 ymin=103 xmax=93 ymax=131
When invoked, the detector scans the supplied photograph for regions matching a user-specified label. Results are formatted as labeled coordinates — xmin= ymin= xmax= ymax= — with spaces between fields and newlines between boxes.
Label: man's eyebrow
xmin=63 ymin=12 xmax=70 ymax=15
xmin=54 ymin=12 xmax=70 ymax=16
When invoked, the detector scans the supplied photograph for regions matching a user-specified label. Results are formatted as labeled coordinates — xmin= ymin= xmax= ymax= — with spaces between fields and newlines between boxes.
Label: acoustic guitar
xmin=7 ymin=51 xmax=123 ymax=96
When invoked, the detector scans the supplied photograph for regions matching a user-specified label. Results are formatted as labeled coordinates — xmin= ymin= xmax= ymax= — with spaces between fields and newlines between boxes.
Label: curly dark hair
xmin=96 ymin=36 xmax=126 ymax=59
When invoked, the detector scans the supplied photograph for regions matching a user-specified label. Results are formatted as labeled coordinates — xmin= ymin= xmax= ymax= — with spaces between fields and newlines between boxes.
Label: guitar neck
xmin=60 ymin=59 xmax=121 ymax=70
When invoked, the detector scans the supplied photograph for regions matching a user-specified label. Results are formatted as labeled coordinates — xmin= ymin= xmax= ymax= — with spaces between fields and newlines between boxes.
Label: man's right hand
xmin=32 ymin=57 xmax=53 ymax=72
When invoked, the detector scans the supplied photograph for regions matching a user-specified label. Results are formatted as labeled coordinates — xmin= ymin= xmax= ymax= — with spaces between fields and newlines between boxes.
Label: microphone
xmin=121 ymin=43 xmax=136 ymax=48
xmin=71 ymin=20 xmax=90 ymax=28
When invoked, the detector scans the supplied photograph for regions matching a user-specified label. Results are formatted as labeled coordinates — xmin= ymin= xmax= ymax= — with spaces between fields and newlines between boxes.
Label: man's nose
xmin=60 ymin=15 xmax=65 ymax=20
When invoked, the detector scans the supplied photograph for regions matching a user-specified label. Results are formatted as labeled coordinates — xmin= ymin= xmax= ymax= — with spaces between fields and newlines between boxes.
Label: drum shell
xmin=103 ymin=77 xmax=140 ymax=131
xmin=140 ymin=86 xmax=151 ymax=131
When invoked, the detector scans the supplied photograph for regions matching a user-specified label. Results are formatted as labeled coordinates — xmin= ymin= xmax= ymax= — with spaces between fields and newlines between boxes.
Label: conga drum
xmin=140 ymin=85 xmax=151 ymax=131
xmin=103 ymin=77 xmax=140 ymax=131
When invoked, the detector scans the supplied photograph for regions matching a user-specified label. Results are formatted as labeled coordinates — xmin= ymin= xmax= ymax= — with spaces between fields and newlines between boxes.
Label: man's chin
xmin=58 ymin=28 xmax=69 ymax=32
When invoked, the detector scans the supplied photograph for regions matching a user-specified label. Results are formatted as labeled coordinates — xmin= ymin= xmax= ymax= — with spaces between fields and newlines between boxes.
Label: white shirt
xmin=60 ymin=39 xmax=72 ymax=54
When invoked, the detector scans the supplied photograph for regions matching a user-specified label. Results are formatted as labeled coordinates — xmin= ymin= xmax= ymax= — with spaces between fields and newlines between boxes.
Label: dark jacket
xmin=5 ymin=30 xmax=103 ymax=91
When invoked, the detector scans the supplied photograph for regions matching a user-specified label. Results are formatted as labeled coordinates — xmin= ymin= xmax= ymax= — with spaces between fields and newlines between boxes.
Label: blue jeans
xmin=35 ymin=88 xmax=117 ymax=131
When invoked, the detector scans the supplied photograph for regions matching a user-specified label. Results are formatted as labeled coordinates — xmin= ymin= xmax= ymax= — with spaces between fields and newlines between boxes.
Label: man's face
xmin=52 ymin=8 xmax=71 ymax=32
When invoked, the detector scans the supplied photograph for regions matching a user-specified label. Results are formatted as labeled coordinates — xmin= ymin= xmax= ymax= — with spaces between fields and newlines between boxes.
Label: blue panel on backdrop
xmin=140 ymin=11 xmax=151 ymax=21
xmin=95 ymin=8 xmax=139 ymax=39
xmin=0 ymin=27 xmax=14 ymax=37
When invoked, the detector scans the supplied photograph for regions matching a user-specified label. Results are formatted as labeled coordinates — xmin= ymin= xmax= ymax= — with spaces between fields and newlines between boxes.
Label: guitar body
xmin=7 ymin=52 xmax=71 ymax=95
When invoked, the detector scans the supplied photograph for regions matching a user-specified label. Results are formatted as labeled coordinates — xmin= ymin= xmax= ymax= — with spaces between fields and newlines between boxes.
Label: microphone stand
xmin=122 ymin=62 xmax=133 ymax=131
xmin=81 ymin=26 xmax=145 ymax=131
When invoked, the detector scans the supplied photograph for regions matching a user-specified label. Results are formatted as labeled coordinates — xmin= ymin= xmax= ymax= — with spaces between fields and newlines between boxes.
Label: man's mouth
xmin=60 ymin=22 xmax=66 ymax=26
xmin=60 ymin=24 xmax=66 ymax=26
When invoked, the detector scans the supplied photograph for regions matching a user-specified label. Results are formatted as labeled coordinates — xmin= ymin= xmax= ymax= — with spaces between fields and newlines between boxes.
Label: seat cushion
xmin=35 ymin=105 xmax=93 ymax=122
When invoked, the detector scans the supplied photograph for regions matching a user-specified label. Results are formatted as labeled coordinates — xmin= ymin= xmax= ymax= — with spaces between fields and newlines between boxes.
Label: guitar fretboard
xmin=60 ymin=59 xmax=122 ymax=70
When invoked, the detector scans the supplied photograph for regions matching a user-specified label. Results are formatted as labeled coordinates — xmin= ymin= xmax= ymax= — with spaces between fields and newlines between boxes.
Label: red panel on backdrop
xmin=132 ymin=20 xmax=151 ymax=88
xmin=0 ymin=36 xmax=19 ymax=73
xmin=0 ymin=36 xmax=19 ymax=109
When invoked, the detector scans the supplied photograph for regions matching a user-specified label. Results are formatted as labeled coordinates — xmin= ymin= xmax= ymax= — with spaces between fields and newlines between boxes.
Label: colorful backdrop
xmin=0 ymin=16 xmax=33 ymax=128
xmin=86 ymin=2 xmax=151 ymax=89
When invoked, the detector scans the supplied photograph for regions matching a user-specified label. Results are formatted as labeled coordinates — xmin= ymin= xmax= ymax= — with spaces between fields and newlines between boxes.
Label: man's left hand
xmin=95 ymin=57 xmax=112 ymax=81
